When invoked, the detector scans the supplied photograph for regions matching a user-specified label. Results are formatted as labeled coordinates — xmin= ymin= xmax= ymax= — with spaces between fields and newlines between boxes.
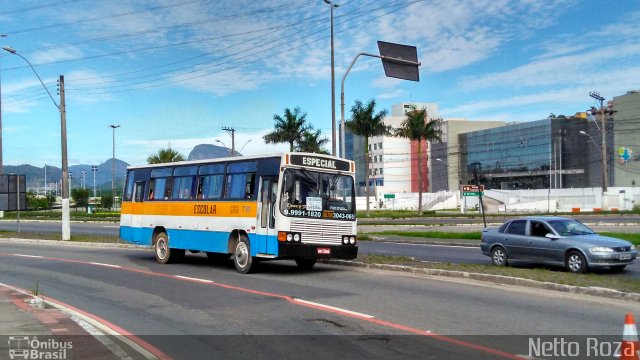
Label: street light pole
xmin=109 ymin=124 xmax=120 ymax=206
xmin=3 ymin=46 xmax=70 ymax=240
xmin=340 ymin=52 xmax=421 ymax=158
xmin=324 ymin=0 xmax=339 ymax=157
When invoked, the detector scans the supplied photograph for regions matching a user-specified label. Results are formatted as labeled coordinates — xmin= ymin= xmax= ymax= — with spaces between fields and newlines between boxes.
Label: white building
xmin=366 ymin=102 xmax=439 ymax=198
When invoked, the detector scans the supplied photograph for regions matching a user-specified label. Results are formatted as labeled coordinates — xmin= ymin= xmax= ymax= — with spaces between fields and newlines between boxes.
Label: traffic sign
xmin=384 ymin=194 xmax=395 ymax=199
xmin=462 ymin=185 xmax=484 ymax=196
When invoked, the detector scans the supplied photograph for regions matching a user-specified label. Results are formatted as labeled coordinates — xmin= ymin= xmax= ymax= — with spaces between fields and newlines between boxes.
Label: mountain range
xmin=4 ymin=143 xmax=237 ymax=191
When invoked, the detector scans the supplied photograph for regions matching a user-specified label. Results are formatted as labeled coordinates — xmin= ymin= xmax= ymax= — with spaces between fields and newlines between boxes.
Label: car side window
xmin=530 ymin=221 xmax=551 ymax=237
xmin=505 ymin=220 xmax=526 ymax=235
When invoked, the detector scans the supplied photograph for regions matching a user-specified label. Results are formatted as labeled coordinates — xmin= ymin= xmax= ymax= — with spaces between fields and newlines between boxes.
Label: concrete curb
xmin=4 ymin=238 xmax=639 ymax=303
xmin=324 ymin=259 xmax=640 ymax=302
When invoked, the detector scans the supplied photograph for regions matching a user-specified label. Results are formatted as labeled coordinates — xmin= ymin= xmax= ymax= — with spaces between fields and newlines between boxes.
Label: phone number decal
xmin=284 ymin=209 xmax=322 ymax=218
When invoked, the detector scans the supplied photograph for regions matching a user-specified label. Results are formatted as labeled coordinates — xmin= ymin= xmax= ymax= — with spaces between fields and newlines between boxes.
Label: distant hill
xmin=5 ymin=143 xmax=245 ymax=191
xmin=4 ymin=158 xmax=129 ymax=192
xmin=188 ymin=144 xmax=241 ymax=160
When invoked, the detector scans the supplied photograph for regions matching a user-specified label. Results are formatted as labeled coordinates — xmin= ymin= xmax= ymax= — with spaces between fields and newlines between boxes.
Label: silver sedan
xmin=480 ymin=216 xmax=638 ymax=273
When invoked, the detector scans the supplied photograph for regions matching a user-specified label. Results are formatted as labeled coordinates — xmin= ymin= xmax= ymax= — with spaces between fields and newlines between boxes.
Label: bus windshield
xmin=280 ymin=168 xmax=355 ymax=220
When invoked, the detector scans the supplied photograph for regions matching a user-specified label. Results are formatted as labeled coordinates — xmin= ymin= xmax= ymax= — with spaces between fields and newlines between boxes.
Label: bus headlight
xmin=293 ymin=233 xmax=301 ymax=242
xmin=349 ymin=236 xmax=356 ymax=245
xmin=286 ymin=234 xmax=293 ymax=242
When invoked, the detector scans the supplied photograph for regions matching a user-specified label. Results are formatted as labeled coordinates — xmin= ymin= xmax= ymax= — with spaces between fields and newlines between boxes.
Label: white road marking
xmin=12 ymin=254 xmax=44 ymax=258
xmin=174 ymin=275 xmax=215 ymax=283
xmin=89 ymin=262 xmax=122 ymax=268
xmin=293 ymin=298 xmax=374 ymax=319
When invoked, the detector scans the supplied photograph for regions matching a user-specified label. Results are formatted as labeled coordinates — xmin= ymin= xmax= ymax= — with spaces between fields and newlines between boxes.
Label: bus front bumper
xmin=278 ymin=243 xmax=358 ymax=260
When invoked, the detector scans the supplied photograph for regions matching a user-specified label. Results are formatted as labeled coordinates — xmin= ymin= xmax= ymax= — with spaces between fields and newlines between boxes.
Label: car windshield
xmin=280 ymin=168 xmax=355 ymax=220
xmin=547 ymin=220 xmax=595 ymax=236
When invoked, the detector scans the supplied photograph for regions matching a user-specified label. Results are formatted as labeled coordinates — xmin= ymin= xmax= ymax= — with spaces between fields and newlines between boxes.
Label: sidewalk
xmin=0 ymin=285 xmax=148 ymax=360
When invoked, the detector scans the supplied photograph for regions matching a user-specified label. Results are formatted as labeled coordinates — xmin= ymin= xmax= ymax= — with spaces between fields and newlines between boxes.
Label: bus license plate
xmin=317 ymin=248 xmax=331 ymax=255
xmin=619 ymin=254 xmax=632 ymax=260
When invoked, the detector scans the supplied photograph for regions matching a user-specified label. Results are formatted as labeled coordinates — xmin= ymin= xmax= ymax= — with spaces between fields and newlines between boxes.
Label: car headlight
xmin=589 ymin=246 xmax=614 ymax=253
xmin=632 ymin=245 xmax=637 ymax=251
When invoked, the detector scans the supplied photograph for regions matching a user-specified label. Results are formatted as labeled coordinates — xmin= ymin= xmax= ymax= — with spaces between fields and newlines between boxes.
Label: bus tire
xmin=295 ymin=258 xmax=317 ymax=271
xmin=154 ymin=231 xmax=182 ymax=264
xmin=233 ymin=236 xmax=254 ymax=274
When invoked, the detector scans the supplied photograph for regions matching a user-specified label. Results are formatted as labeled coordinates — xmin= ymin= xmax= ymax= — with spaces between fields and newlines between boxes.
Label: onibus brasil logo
xmin=8 ymin=336 xmax=72 ymax=360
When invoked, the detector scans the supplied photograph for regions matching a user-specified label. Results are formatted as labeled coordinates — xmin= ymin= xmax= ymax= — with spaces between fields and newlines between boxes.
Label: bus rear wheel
xmin=154 ymin=232 xmax=183 ymax=264
xmin=295 ymin=258 xmax=317 ymax=271
xmin=233 ymin=236 xmax=254 ymax=274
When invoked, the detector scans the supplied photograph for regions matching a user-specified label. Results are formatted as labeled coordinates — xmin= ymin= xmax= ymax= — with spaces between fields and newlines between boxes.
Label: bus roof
xmin=126 ymin=152 xmax=354 ymax=172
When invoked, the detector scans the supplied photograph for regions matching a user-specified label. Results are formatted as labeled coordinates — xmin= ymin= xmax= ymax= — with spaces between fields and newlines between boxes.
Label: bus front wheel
xmin=233 ymin=236 xmax=254 ymax=274
xmin=154 ymin=232 xmax=183 ymax=264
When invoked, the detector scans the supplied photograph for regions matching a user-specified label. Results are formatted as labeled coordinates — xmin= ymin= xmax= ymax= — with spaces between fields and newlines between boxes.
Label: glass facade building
xmin=462 ymin=118 xmax=611 ymax=190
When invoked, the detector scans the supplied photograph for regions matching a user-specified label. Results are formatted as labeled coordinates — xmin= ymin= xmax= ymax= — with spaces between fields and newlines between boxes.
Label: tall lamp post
xmin=239 ymin=139 xmax=252 ymax=155
xmin=3 ymin=46 xmax=70 ymax=240
xmin=109 ymin=124 xmax=120 ymax=207
xmin=324 ymin=0 xmax=339 ymax=156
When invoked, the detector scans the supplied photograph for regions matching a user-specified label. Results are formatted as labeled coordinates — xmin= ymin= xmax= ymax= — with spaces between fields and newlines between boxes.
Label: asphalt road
xmin=2 ymin=219 xmax=639 ymax=278
xmin=1 ymin=241 xmax=639 ymax=359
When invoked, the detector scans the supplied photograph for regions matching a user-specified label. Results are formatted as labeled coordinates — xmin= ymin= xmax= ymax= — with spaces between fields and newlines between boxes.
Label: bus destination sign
xmin=289 ymin=154 xmax=351 ymax=172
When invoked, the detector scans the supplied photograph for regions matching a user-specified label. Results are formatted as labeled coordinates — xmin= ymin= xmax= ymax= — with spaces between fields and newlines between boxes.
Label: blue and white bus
xmin=119 ymin=152 xmax=358 ymax=273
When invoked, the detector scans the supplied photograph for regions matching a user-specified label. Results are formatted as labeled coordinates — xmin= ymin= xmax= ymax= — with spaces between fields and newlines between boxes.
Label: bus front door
xmin=257 ymin=177 xmax=277 ymax=255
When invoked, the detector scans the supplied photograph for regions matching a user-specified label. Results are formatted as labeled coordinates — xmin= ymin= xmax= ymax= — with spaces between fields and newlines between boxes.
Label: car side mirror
xmin=545 ymin=233 xmax=561 ymax=240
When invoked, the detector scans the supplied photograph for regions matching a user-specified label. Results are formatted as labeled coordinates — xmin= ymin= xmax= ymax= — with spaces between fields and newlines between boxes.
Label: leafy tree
xmin=345 ymin=99 xmax=390 ymax=216
xmin=101 ymin=194 xmax=114 ymax=211
xmin=71 ymin=188 xmax=90 ymax=210
xmin=296 ymin=128 xmax=329 ymax=154
xmin=393 ymin=105 xmax=442 ymax=215
xmin=26 ymin=191 xmax=39 ymax=210
xmin=147 ymin=147 xmax=185 ymax=164
xmin=263 ymin=107 xmax=310 ymax=151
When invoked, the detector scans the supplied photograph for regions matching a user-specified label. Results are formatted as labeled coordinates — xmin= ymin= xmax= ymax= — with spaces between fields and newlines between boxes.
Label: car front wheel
xmin=566 ymin=251 xmax=588 ymax=274
xmin=490 ymin=246 xmax=508 ymax=266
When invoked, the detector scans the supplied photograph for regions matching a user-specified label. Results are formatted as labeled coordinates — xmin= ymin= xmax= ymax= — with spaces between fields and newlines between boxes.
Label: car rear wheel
xmin=490 ymin=246 xmax=508 ymax=266
xmin=566 ymin=251 xmax=588 ymax=274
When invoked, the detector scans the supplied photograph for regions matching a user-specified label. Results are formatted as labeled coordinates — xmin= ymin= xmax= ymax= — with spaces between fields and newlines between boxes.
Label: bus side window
xmin=134 ymin=182 xmax=145 ymax=202
xmin=123 ymin=171 xmax=135 ymax=201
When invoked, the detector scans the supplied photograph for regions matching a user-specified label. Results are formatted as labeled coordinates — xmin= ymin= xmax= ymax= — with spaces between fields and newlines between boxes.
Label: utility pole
xmin=59 ymin=75 xmax=70 ymax=240
xmin=91 ymin=165 xmax=97 ymax=198
xmin=589 ymin=91 xmax=607 ymax=209
xmin=222 ymin=127 xmax=236 ymax=156
xmin=324 ymin=0 xmax=339 ymax=156
xmin=0 ymin=33 xmax=7 ymax=175
xmin=109 ymin=124 xmax=120 ymax=205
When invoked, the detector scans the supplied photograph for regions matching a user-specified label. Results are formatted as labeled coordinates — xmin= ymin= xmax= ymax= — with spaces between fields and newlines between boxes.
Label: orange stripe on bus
xmin=121 ymin=201 xmax=258 ymax=217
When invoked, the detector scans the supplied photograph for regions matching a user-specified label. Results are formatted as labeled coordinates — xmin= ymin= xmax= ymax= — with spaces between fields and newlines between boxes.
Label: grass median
xmin=357 ymin=254 xmax=640 ymax=294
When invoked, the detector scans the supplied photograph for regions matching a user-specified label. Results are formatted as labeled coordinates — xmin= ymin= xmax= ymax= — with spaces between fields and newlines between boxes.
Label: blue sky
xmin=0 ymin=0 xmax=638 ymax=167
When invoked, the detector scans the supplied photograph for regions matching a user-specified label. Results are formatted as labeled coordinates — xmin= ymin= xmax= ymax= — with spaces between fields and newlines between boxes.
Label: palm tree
xmin=263 ymin=107 xmax=310 ymax=151
xmin=345 ymin=99 xmax=390 ymax=216
xmin=296 ymin=128 xmax=330 ymax=154
xmin=147 ymin=147 xmax=186 ymax=164
xmin=393 ymin=105 xmax=442 ymax=215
